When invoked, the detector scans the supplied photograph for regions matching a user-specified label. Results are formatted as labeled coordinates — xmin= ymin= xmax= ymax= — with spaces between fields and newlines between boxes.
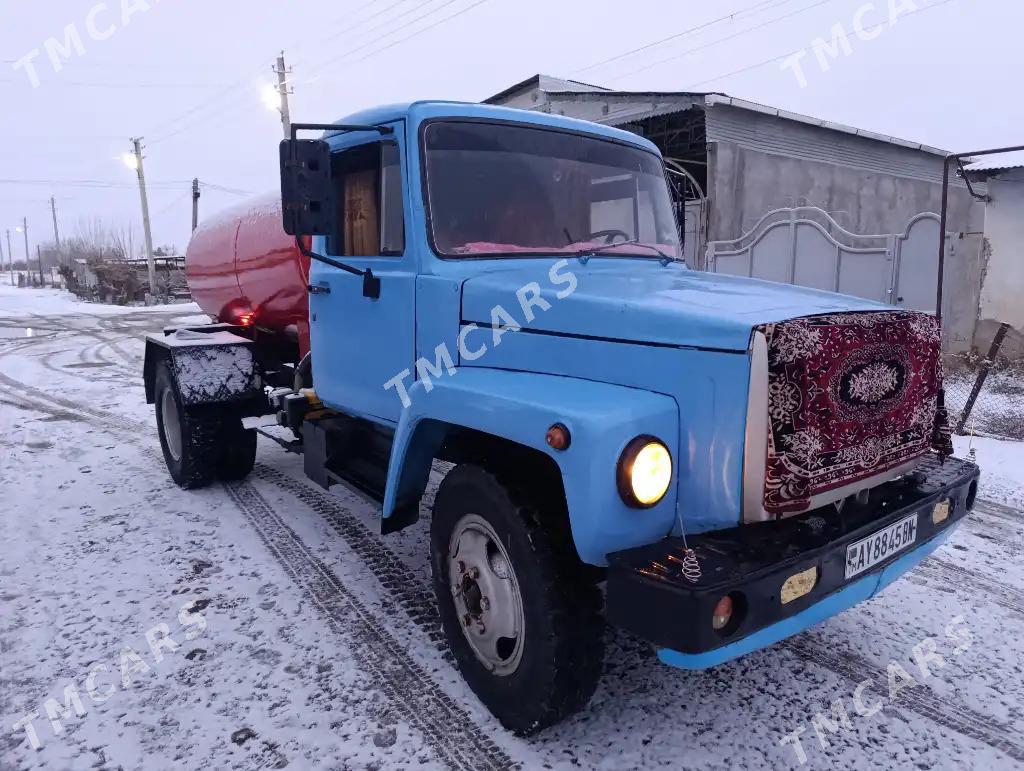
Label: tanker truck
xmin=143 ymin=101 xmax=979 ymax=734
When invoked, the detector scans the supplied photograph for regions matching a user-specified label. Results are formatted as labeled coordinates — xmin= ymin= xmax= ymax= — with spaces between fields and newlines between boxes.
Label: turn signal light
xmin=712 ymin=595 xmax=733 ymax=631
xmin=545 ymin=423 xmax=571 ymax=451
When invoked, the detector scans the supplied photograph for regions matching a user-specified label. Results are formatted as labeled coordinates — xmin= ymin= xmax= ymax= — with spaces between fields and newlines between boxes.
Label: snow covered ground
xmin=2 ymin=283 xmax=1024 ymax=771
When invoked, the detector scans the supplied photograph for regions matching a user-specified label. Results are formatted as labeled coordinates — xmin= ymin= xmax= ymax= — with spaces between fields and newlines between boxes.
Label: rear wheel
xmin=154 ymin=362 xmax=219 ymax=489
xmin=430 ymin=464 xmax=604 ymax=735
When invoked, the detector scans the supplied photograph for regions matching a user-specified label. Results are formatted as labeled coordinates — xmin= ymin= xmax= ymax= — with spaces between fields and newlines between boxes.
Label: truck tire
xmin=154 ymin=361 xmax=220 ymax=489
xmin=430 ymin=464 xmax=604 ymax=735
xmin=215 ymin=421 xmax=257 ymax=481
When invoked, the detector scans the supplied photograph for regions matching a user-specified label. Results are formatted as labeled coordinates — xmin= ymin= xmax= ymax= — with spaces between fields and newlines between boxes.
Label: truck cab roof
xmin=327 ymin=100 xmax=662 ymax=156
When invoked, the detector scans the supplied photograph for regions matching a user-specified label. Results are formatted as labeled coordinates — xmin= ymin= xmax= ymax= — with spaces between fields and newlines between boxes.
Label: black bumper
xmin=605 ymin=455 xmax=979 ymax=655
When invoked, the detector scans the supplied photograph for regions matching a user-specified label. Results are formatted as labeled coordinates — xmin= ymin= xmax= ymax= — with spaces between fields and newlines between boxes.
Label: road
xmin=1 ymin=293 xmax=1023 ymax=770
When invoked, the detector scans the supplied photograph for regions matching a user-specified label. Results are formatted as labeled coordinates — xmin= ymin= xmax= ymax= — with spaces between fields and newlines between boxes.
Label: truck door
xmin=308 ymin=125 xmax=413 ymax=424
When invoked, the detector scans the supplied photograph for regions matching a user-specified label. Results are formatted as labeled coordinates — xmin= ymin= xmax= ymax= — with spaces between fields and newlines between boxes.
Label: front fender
xmin=383 ymin=368 xmax=680 ymax=565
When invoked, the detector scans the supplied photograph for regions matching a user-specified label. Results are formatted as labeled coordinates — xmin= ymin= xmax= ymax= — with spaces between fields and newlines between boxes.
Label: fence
xmin=944 ymin=323 xmax=1024 ymax=441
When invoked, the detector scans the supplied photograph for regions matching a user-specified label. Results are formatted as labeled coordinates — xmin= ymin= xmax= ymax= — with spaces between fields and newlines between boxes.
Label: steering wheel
xmin=587 ymin=229 xmax=631 ymax=245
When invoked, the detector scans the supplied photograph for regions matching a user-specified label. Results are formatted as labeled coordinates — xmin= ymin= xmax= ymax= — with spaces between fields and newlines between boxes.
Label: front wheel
xmin=430 ymin=464 xmax=604 ymax=735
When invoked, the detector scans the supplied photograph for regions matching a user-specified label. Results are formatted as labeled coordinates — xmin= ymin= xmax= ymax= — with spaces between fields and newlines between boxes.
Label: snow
xmin=162 ymin=332 xmax=261 ymax=405
xmin=954 ymin=434 xmax=1024 ymax=511
xmin=965 ymin=150 xmax=1024 ymax=173
xmin=0 ymin=277 xmax=201 ymax=318
xmin=2 ymin=284 xmax=1024 ymax=771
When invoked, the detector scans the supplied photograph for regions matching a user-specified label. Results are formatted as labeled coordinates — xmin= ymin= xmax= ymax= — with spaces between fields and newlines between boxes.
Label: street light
xmin=122 ymin=152 xmax=139 ymax=171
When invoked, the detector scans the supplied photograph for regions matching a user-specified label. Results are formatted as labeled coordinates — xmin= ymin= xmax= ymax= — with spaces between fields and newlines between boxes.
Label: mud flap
xmin=144 ymin=329 xmax=262 ymax=407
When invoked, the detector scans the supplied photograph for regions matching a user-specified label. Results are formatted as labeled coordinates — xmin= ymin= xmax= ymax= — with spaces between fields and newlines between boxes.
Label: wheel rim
xmin=160 ymin=387 xmax=183 ymax=462
xmin=448 ymin=513 xmax=525 ymax=676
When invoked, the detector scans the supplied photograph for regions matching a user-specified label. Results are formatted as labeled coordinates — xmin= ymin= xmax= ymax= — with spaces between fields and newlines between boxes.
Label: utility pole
xmin=5 ymin=230 xmax=12 ymax=285
xmin=36 ymin=244 xmax=44 ymax=287
xmin=49 ymin=195 xmax=61 ymax=263
xmin=192 ymin=178 xmax=200 ymax=232
xmin=21 ymin=217 xmax=29 ymax=287
xmin=129 ymin=137 xmax=157 ymax=298
xmin=273 ymin=51 xmax=292 ymax=138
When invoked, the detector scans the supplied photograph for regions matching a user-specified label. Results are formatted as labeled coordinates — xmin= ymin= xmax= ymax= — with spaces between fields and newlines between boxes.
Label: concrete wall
xmin=707 ymin=138 xmax=982 ymax=239
xmin=707 ymin=141 xmax=985 ymax=353
xmin=977 ymin=169 xmax=1024 ymax=341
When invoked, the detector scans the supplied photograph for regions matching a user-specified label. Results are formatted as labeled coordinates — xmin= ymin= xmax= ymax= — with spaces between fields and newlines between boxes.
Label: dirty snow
xmin=2 ymin=282 xmax=1024 ymax=771
xmin=164 ymin=333 xmax=261 ymax=405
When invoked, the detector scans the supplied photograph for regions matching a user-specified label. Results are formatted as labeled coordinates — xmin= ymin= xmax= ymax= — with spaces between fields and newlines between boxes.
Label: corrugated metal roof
xmin=484 ymin=74 xmax=609 ymax=104
xmin=484 ymin=74 xmax=951 ymax=156
xmin=702 ymin=95 xmax=948 ymax=156
xmin=965 ymin=150 xmax=1024 ymax=172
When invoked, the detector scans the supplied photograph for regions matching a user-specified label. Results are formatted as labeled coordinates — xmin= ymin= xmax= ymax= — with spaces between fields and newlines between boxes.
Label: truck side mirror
xmin=279 ymin=139 xmax=336 ymax=236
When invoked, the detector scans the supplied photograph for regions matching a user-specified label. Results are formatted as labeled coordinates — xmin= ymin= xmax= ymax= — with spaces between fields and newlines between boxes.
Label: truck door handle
xmin=307 ymin=284 xmax=331 ymax=295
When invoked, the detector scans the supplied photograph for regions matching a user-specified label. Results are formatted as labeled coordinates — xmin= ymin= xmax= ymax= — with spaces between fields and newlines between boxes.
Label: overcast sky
xmin=1 ymin=0 xmax=1020 ymax=258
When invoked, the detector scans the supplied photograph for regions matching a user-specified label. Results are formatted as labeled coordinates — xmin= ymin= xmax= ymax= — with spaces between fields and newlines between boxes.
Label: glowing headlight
xmin=617 ymin=436 xmax=672 ymax=508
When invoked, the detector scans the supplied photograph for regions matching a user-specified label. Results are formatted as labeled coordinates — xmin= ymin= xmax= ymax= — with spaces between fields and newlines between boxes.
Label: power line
xmin=0 ymin=178 xmax=195 ymax=189
xmin=297 ymin=0 xmax=414 ymax=64
xmin=151 ymin=189 xmax=195 ymax=219
xmin=302 ymin=0 xmax=464 ymax=77
xmin=146 ymin=0 xmax=394 ymax=145
xmin=681 ymin=0 xmax=959 ymax=89
xmin=199 ymin=182 xmax=259 ymax=197
xmin=0 ymin=78 xmax=234 ymax=89
xmin=305 ymin=0 xmax=491 ymax=82
xmin=149 ymin=0 xmax=490 ymax=148
xmin=158 ymin=0 xmax=456 ymax=142
xmin=600 ymin=0 xmax=841 ymax=84
xmin=573 ymin=0 xmax=803 ymax=74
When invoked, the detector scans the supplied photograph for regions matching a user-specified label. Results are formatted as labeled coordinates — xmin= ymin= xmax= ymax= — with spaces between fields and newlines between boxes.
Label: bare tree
xmin=110 ymin=221 xmax=137 ymax=261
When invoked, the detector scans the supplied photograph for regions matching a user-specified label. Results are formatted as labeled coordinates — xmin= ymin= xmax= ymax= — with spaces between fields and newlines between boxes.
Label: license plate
xmin=845 ymin=514 xmax=918 ymax=580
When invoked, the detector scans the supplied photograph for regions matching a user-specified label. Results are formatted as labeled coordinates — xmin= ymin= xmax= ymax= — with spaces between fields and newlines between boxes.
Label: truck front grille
xmin=749 ymin=310 xmax=941 ymax=519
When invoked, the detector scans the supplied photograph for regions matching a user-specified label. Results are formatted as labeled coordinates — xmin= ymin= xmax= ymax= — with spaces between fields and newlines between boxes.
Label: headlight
xmin=617 ymin=436 xmax=672 ymax=508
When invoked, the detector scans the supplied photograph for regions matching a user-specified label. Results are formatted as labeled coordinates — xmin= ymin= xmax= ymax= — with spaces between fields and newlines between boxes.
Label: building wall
xmin=704 ymin=104 xmax=982 ymax=237
xmin=704 ymin=106 xmax=985 ymax=353
xmin=978 ymin=169 xmax=1024 ymax=328
xmin=974 ymin=169 xmax=1024 ymax=358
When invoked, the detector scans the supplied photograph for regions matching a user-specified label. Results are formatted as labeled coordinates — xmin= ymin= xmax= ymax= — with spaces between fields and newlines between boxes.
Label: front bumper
xmin=605 ymin=455 xmax=979 ymax=669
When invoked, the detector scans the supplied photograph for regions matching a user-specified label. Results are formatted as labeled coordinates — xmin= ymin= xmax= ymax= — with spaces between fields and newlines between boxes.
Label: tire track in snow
xmin=916 ymin=557 xmax=1024 ymax=617
xmin=0 ymin=371 xmax=517 ymax=771
xmin=252 ymin=465 xmax=451 ymax=658
xmin=784 ymin=636 xmax=1024 ymax=762
xmin=223 ymin=481 xmax=515 ymax=771
xmin=3 ymin=340 xmax=1024 ymax=762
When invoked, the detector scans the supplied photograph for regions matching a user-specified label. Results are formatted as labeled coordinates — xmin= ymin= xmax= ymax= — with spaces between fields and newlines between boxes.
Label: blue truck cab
xmin=145 ymin=100 xmax=979 ymax=734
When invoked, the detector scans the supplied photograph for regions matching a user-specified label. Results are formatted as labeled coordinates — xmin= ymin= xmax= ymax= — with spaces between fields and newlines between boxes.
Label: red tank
xmin=186 ymin=193 xmax=311 ymax=356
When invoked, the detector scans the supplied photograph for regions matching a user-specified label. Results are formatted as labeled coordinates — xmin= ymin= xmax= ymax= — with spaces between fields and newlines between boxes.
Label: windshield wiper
xmin=563 ymin=229 xmax=679 ymax=266
xmin=586 ymin=239 xmax=675 ymax=265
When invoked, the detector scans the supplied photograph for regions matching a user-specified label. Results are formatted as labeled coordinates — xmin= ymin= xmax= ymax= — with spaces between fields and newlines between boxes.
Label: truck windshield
xmin=423 ymin=121 xmax=681 ymax=260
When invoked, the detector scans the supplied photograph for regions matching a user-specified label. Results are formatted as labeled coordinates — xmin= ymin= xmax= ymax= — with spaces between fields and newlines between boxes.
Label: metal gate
xmin=665 ymin=159 xmax=708 ymax=268
xmin=705 ymin=207 xmax=942 ymax=312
